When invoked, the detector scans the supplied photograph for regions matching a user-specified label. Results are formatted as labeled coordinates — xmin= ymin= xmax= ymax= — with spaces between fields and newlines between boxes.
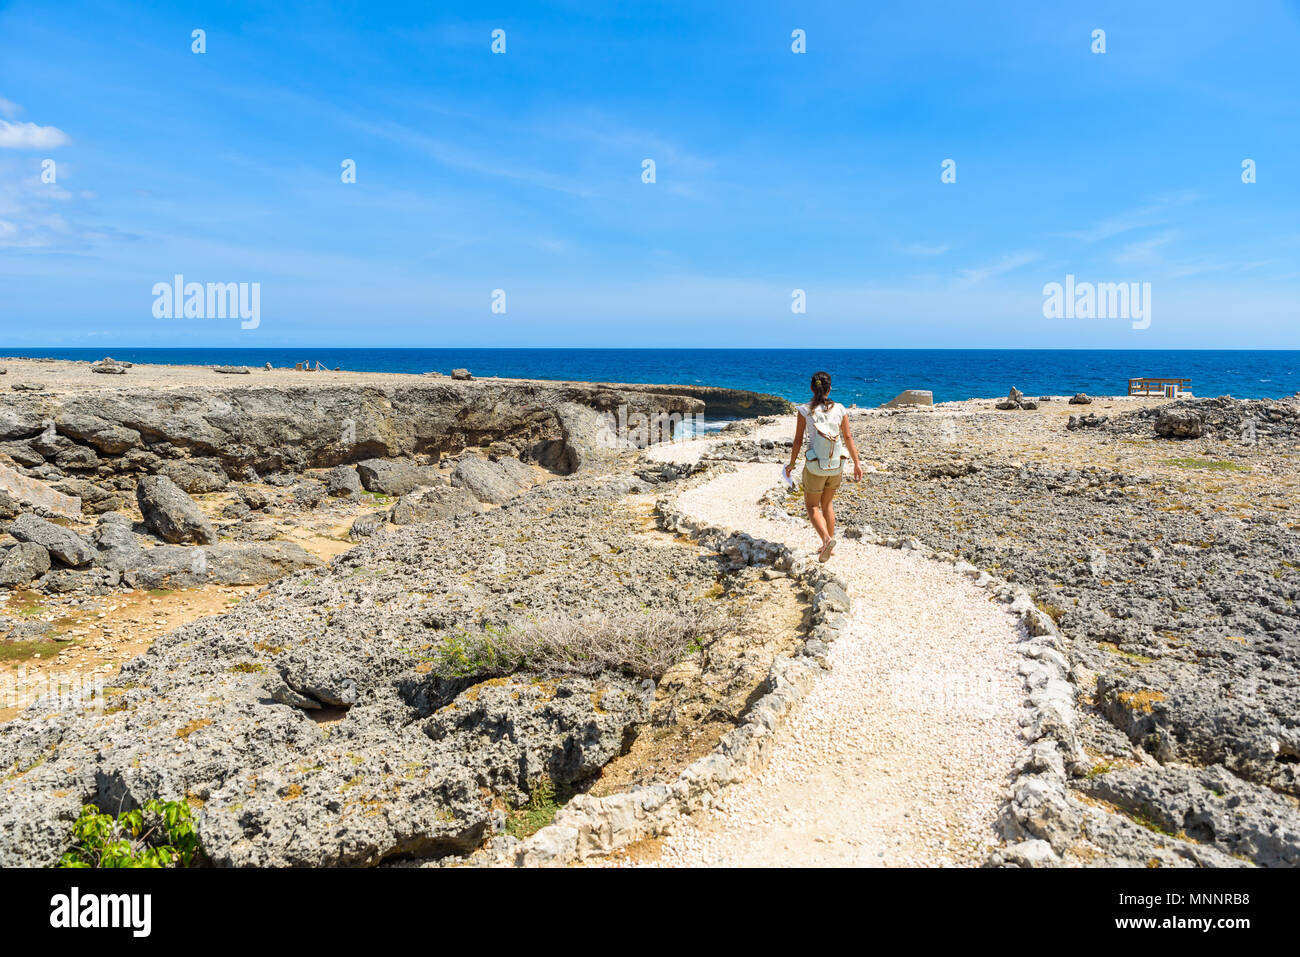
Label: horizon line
xmin=4 ymin=346 xmax=1299 ymax=354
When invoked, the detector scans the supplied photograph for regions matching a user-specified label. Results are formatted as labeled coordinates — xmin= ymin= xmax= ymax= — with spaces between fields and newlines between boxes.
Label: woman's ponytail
xmin=810 ymin=371 xmax=832 ymax=411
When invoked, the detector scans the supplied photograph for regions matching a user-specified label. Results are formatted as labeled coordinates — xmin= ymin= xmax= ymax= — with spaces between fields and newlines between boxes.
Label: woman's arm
xmin=786 ymin=414 xmax=806 ymax=474
xmin=841 ymin=415 xmax=863 ymax=482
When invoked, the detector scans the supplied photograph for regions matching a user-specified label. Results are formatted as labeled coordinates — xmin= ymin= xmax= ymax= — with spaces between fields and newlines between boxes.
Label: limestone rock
xmin=451 ymin=456 xmax=527 ymax=504
xmin=55 ymin=412 xmax=142 ymax=454
xmin=0 ymin=541 xmax=52 ymax=586
xmin=1081 ymin=764 xmax=1300 ymax=867
xmin=290 ymin=481 xmax=325 ymax=509
xmin=238 ymin=486 xmax=271 ymax=510
xmin=1154 ymin=407 xmax=1205 ymax=439
xmin=6 ymin=514 xmax=95 ymax=567
xmin=325 ymin=465 xmax=362 ymax=499
xmin=202 ymin=542 xmax=322 ymax=585
xmin=0 ymin=465 xmax=82 ymax=519
xmin=389 ymin=485 xmax=483 ymax=525
xmin=1066 ymin=413 xmax=1108 ymax=431
xmin=90 ymin=516 xmax=146 ymax=572
xmin=355 ymin=458 xmax=441 ymax=497
xmin=121 ymin=542 xmax=321 ymax=589
xmin=882 ymin=389 xmax=933 ymax=408
xmin=136 ymin=475 xmax=217 ymax=545
xmin=423 ymin=675 xmax=654 ymax=805
xmin=52 ymin=477 xmax=120 ymax=515
xmin=90 ymin=357 xmax=130 ymax=375
xmin=160 ymin=459 xmax=230 ymax=494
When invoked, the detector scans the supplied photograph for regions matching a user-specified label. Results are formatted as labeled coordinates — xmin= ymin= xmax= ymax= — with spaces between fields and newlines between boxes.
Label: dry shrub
xmin=431 ymin=604 xmax=736 ymax=680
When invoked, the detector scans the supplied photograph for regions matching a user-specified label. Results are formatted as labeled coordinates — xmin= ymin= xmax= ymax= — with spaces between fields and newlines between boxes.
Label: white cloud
xmin=1113 ymin=230 xmax=1180 ymax=265
xmin=958 ymin=251 xmax=1039 ymax=284
xmin=0 ymin=119 xmax=71 ymax=149
xmin=0 ymin=158 xmax=96 ymax=249
xmin=898 ymin=241 xmax=952 ymax=257
xmin=0 ymin=96 xmax=20 ymax=119
xmin=1060 ymin=192 xmax=1198 ymax=243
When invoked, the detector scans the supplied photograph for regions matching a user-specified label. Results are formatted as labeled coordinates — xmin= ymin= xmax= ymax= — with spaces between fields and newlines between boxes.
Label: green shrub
xmin=58 ymin=799 xmax=203 ymax=868
xmin=505 ymin=777 xmax=562 ymax=840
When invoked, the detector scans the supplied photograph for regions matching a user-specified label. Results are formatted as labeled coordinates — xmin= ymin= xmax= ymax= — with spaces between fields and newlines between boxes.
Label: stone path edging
xmin=478 ymin=463 xmax=851 ymax=866
xmin=857 ymin=529 xmax=1091 ymax=867
xmin=481 ymin=453 xmax=1090 ymax=868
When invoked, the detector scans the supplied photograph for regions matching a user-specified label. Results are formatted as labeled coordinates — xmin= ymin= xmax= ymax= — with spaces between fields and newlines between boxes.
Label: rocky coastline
xmin=1 ymin=358 xmax=1296 ymax=869
xmin=0 ymin=358 xmax=793 ymax=866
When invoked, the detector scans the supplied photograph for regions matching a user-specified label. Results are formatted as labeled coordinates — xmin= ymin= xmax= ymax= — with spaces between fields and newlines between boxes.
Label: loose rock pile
xmin=1111 ymin=395 xmax=1300 ymax=442
xmin=995 ymin=387 xmax=1039 ymax=411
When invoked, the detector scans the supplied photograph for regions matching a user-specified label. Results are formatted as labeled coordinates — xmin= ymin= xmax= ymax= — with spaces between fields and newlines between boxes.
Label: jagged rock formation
xmin=0 ymin=380 xmax=713 ymax=480
xmin=0 ymin=476 xmax=723 ymax=867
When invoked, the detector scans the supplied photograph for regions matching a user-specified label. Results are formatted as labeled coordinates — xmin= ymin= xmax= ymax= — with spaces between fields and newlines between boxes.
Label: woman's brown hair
xmin=810 ymin=371 xmax=833 ymax=412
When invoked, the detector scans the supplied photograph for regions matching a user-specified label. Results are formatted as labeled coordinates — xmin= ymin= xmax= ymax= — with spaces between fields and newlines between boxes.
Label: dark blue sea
xmin=3 ymin=349 xmax=1296 ymax=409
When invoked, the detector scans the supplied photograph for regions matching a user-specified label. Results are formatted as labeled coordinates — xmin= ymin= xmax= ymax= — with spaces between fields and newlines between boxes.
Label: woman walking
xmin=783 ymin=371 xmax=862 ymax=562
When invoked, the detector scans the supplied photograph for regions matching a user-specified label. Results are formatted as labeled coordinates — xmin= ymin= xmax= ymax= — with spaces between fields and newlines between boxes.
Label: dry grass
xmin=429 ymin=604 xmax=737 ymax=680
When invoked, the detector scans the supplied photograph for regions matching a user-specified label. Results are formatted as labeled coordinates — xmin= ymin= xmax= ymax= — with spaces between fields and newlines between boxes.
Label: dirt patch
xmin=586 ymin=569 xmax=808 ymax=797
xmin=0 ymin=584 xmax=252 ymax=722
xmin=598 ymin=835 xmax=669 ymax=866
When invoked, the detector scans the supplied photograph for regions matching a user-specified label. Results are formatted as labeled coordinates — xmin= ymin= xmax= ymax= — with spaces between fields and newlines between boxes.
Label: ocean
xmin=3 ymin=348 xmax=1296 ymax=409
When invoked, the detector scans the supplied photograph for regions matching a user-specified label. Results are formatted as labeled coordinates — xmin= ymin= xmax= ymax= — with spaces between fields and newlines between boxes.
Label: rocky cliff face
xmin=583 ymin=382 xmax=793 ymax=419
xmin=0 ymin=380 xmax=710 ymax=481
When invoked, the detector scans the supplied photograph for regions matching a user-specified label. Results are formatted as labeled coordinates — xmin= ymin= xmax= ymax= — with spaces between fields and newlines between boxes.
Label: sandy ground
xmin=0 ymin=355 xmax=760 ymax=399
xmin=0 ymin=355 xmax=548 ymax=394
xmin=0 ymin=584 xmax=250 ymax=722
xmin=613 ymin=432 xmax=1028 ymax=866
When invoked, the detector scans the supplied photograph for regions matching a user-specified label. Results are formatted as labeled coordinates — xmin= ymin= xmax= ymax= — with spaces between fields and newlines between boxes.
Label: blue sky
xmin=1 ymin=0 xmax=1298 ymax=348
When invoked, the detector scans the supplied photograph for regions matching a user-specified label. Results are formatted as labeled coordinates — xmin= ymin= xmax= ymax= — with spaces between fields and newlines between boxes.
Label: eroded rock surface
xmin=830 ymin=394 xmax=1300 ymax=866
xmin=0 ymin=476 xmax=724 ymax=867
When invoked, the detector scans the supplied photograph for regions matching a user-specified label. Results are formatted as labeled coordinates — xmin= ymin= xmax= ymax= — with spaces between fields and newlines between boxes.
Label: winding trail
xmin=640 ymin=422 xmax=1027 ymax=866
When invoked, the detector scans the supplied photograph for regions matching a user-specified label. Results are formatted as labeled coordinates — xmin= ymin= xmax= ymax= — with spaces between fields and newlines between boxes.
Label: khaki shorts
xmin=801 ymin=465 xmax=842 ymax=495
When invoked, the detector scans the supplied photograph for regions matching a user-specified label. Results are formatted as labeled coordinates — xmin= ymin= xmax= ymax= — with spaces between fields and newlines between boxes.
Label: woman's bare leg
xmin=804 ymin=492 xmax=830 ymax=544
xmin=821 ymin=488 xmax=837 ymax=539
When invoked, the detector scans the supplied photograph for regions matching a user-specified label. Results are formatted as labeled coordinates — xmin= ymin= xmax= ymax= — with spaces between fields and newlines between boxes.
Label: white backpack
xmin=805 ymin=404 xmax=845 ymax=473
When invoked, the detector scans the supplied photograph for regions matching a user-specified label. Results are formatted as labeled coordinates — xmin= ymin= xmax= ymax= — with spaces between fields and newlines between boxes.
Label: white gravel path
xmin=639 ymin=435 xmax=1027 ymax=866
